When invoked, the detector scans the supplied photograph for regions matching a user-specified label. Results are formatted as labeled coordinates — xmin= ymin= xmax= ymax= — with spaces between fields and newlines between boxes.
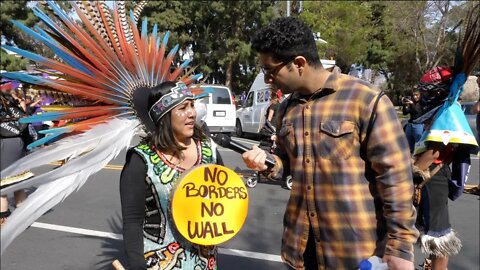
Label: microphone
xmin=212 ymin=134 xmax=276 ymax=168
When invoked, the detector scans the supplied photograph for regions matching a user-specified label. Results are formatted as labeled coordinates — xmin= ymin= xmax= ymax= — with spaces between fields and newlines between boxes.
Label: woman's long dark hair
xmin=144 ymin=81 xmax=205 ymax=154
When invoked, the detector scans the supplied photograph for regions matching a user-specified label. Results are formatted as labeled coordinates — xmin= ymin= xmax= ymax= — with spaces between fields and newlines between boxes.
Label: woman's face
xmin=171 ymin=99 xmax=197 ymax=141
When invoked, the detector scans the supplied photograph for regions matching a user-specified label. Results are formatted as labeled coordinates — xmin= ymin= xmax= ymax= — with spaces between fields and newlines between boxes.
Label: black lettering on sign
xmin=187 ymin=221 xmax=235 ymax=239
xmin=204 ymin=167 xmax=228 ymax=185
xmin=182 ymin=183 xmax=248 ymax=200
xmin=200 ymin=202 xmax=224 ymax=217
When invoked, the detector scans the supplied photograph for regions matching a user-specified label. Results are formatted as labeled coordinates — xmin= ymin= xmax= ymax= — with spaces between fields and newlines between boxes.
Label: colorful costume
xmin=121 ymin=140 xmax=219 ymax=270
xmin=413 ymin=70 xmax=478 ymax=259
xmin=411 ymin=6 xmax=480 ymax=260
xmin=0 ymin=1 xmax=210 ymax=255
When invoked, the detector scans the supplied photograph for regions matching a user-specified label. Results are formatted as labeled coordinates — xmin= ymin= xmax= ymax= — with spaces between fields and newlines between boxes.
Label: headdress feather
xmin=0 ymin=0 xmax=204 ymax=253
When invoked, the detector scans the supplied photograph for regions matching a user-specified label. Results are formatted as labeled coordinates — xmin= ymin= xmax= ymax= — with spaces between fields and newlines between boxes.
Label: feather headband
xmin=148 ymin=82 xmax=194 ymax=124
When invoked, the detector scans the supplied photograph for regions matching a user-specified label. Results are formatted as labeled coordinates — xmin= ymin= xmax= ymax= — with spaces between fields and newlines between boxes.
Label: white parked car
xmin=235 ymin=73 xmax=271 ymax=137
xmin=236 ymin=59 xmax=336 ymax=138
xmin=194 ymin=84 xmax=236 ymax=134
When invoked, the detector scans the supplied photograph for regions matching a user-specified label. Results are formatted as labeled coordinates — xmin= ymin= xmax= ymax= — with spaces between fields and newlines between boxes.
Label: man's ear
xmin=293 ymin=56 xmax=307 ymax=70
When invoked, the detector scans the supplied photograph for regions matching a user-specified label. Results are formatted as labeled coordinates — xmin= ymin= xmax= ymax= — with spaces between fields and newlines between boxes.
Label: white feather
xmin=1 ymin=118 xmax=139 ymax=194
xmin=0 ymin=118 xmax=138 ymax=254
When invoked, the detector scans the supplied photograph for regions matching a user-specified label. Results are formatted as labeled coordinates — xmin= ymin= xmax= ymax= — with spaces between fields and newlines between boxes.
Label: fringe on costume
xmin=412 ymin=164 xmax=431 ymax=182
xmin=420 ymin=229 xmax=462 ymax=257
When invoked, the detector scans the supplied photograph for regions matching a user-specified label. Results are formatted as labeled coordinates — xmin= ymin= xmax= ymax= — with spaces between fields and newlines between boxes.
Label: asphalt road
xmin=1 ymin=136 xmax=479 ymax=270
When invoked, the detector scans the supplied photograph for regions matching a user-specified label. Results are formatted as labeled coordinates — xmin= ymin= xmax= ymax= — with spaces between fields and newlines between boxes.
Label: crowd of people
xmin=0 ymin=88 xmax=81 ymax=225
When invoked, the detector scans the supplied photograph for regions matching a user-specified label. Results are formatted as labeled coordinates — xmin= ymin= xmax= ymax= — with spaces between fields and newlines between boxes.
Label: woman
xmin=258 ymin=89 xmax=281 ymax=151
xmin=266 ymin=90 xmax=281 ymax=127
xmin=120 ymin=81 xmax=222 ymax=270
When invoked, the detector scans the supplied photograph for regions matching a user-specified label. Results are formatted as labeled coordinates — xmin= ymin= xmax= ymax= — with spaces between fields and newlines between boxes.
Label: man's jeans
xmin=405 ymin=122 xmax=424 ymax=154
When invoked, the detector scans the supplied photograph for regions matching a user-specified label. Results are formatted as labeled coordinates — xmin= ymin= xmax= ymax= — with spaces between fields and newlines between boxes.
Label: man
xmin=242 ymin=17 xmax=418 ymax=270
xmin=402 ymin=89 xmax=423 ymax=153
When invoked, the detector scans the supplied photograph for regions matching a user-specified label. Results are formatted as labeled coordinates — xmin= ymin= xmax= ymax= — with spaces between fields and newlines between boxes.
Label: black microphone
xmin=212 ymin=134 xmax=276 ymax=168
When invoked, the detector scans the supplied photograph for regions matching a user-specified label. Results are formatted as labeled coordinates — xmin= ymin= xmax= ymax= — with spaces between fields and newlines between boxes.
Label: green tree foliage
xmin=0 ymin=50 xmax=29 ymax=71
xmin=300 ymin=1 xmax=371 ymax=72
xmin=0 ymin=1 xmax=38 ymax=50
xmin=380 ymin=1 xmax=475 ymax=100
xmin=300 ymin=1 xmax=473 ymax=103
xmin=3 ymin=1 xmax=475 ymax=98
xmin=139 ymin=1 xmax=275 ymax=93
xmin=0 ymin=1 xmax=38 ymax=71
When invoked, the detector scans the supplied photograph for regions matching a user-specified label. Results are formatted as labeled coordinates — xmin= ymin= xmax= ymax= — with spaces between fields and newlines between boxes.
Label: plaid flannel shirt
xmin=270 ymin=72 xmax=419 ymax=269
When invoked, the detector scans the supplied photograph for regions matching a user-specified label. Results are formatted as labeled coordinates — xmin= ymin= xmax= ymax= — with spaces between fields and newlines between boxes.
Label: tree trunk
xmin=225 ymin=61 xmax=233 ymax=89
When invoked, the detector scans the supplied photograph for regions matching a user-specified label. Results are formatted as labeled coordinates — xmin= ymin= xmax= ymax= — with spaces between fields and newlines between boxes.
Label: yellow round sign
xmin=171 ymin=164 xmax=248 ymax=245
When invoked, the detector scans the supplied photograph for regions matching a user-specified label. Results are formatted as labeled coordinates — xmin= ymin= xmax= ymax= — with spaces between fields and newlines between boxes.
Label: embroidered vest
xmin=132 ymin=138 xmax=218 ymax=270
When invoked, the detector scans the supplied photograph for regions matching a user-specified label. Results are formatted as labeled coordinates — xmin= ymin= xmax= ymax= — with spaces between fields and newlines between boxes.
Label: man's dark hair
xmin=252 ymin=17 xmax=321 ymax=67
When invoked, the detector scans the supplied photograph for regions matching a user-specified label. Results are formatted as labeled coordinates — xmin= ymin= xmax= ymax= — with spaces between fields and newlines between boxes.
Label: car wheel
xmin=285 ymin=175 xmax=292 ymax=190
xmin=235 ymin=120 xmax=243 ymax=138
xmin=246 ymin=176 xmax=258 ymax=188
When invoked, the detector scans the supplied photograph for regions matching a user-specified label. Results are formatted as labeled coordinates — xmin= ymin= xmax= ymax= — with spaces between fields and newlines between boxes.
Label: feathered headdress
xmin=414 ymin=3 xmax=479 ymax=154
xmin=0 ymin=0 xmax=206 ymax=253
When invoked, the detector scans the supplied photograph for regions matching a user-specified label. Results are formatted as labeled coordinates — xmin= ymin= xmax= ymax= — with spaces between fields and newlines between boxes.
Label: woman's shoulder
xmin=198 ymin=137 xmax=218 ymax=163
xmin=130 ymin=143 xmax=151 ymax=151
xmin=199 ymin=137 xmax=215 ymax=149
xmin=128 ymin=143 xmax=155 ymax=159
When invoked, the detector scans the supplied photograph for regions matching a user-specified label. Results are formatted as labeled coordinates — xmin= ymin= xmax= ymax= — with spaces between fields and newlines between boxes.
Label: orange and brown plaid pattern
xmin=271 ymin=72 xmax=419 ymax=269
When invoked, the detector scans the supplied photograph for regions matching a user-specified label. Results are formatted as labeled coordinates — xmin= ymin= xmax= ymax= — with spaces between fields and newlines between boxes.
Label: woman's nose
xmin=187 ymin=107 xmax=196 ymax=117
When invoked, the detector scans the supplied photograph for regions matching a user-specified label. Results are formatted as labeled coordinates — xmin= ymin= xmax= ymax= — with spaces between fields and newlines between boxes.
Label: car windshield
xmin=210 ymin=87 xmax=231 ymax=105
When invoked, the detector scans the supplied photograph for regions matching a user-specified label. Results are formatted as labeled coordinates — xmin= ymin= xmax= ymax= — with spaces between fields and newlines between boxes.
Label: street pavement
xmin=1 ymin=136 xmax=478 ymax=270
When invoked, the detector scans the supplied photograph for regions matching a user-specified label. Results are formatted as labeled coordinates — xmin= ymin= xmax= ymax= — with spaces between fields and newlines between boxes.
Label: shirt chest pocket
xmin=318 ymin=121 xmax=355 ymax=160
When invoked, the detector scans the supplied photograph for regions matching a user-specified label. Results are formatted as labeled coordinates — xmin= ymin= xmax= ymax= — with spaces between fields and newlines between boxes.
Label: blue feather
xmin=35 ymin=26 xmax=59 ymax=45
xmin=26 ymin=132 xmax=65 ymax=150
xmin=32 ymin=7 xmax=63 ymax=38
xmin=2 ymin=45 xmax=51 ymax=65
xmin=168 ymin=44 xmax=179 ymax=57
xmin=1 ymin=71 xmax=51 ymax=86
xmin=200 ymin=86 xmax=216 ymax=94
xmin=129 ymin=10 xmax=136 ymax=26
xmin=19 ymin=112 xmax=66 ymax=124
xmin=46 ymin=0 xmax=72 ymax=24
xmin=141 ymin=17 xmax=148 ymax=40
xmin=162 ymin=31 xmax=170 ymax=47
xmin=155 ymin=37 xmax=161 ymax=51
xmin=38 ymin=126 xmax=71 ymax=135
xmin=152 ymin=24 xmax=158 ymax=41
xmin=10 ymin=20 xmax=94 ymax=76
xmin=180 ymin=59 xmax=191 ymax=69
xmin=190 ymin=73 xmax=204 ymax=82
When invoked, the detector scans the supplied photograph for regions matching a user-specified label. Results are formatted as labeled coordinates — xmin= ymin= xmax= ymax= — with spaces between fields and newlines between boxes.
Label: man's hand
xmin=402 ymin=97 xmax=413 ymax=105
xmin=241 ymin=145 xmax=268 ymax=172
xmin=383 ymin=255 xmax=414 ymax=270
